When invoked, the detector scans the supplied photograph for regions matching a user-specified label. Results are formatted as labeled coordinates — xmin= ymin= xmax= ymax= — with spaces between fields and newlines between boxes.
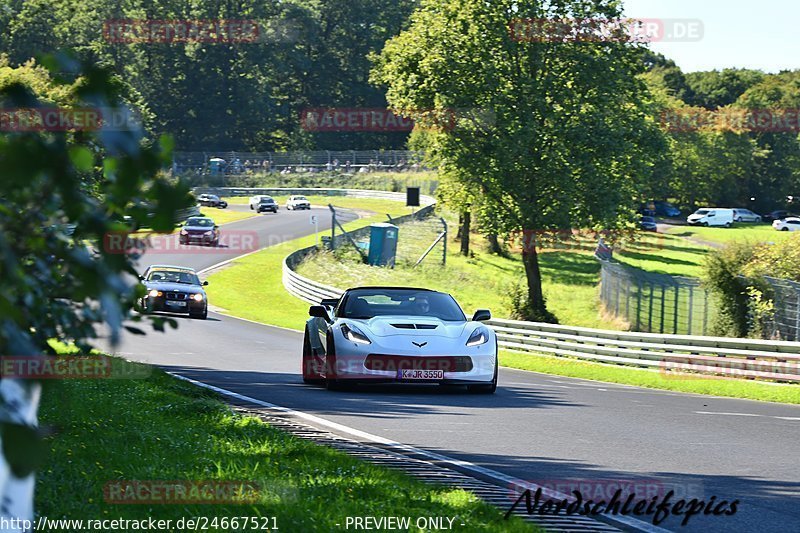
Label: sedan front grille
xmin=364 ymin=355 xmax=473 ymax=373
xmin=165 ymin=292 xmax=188 ymax=300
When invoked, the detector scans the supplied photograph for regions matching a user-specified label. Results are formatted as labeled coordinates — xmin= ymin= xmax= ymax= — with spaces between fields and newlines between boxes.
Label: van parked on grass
xmin=687 ymin=208 xmax=734 ymax=227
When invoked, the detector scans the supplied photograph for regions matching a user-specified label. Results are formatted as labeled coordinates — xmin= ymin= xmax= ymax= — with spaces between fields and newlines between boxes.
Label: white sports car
xmin=302 ymin=287 xmax=498 ymax=393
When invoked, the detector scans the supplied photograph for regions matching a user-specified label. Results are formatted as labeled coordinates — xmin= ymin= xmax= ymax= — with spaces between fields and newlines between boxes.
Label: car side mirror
xmin=214 ymin=225 xmax=219 ymax=229
xmin=309 ymin=305 xmax=332 ymax=322
xmin=203 ymin=281 xmax=209 ymax=286
xmin=472 ymin=309 xmax=491 ymax=322
xmin=138 ymin=275 xmax=145 ymax=280
xmin=320 ymin=298 xmax=339 ymax=309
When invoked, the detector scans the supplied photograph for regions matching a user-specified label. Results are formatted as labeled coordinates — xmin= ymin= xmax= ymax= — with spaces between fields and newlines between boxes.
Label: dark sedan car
xmin=197 ymin=193 xmax=228 ymax=209
xmin=179 ymin=217 xmax=219 ymax=246
xmin=762 ymin=210 xmax=797 ymax=222
xmin=639 ymin=215 xmax=658 ymax=231
xmin=139 ymin=265 xmax=208 ymax=319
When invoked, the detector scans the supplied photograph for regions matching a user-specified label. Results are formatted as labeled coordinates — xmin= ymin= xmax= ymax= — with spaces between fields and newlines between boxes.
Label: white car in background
xmin=286 ymin=195 xmax=311 ymax=210
xmin=732 ymin=208 xmax=762 ymax=222
xmin=687 ymin=208 xmax=734 ymax=227
xmin=773 ymin=217 xmax=800 ymax=231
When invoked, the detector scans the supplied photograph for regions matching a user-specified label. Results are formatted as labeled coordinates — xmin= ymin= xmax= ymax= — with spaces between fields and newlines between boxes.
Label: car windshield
xmin=294 ymin=196 xmax=307 ymax=200
xmin=259 ymin=197 xmax=275 ymax=203
xmin=339 ymin=289 xmax=466 ymax=321
xmin=185 ymin=218 xmax=214 ymax=227
xmin=694 ymin=209 xmax=710 ymax=215
xmin=147 ymin=270 xmax=200 ymax=285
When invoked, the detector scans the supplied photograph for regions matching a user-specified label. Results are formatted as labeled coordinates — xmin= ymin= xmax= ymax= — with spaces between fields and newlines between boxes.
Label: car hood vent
xmin=390 ymin=323 xmax=438 ymax=330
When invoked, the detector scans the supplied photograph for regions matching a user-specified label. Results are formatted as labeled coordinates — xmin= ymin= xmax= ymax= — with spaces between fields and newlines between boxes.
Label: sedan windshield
xmin=339 ymin=289 xmax=466 ymax=321
xmin=185 ymin=218 xmax=214 ymax=227
xmin=147 ymin=270 xmax=200 ymax=285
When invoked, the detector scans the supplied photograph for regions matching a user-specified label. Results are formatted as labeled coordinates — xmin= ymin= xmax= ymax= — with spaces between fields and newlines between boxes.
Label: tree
xmin=373 ymin=0 xmax=666 ymax=321
xmin=685 ymin=69 xmax=765 ymax=110
xmin=0 ymin=55 xmax=190 ymax=524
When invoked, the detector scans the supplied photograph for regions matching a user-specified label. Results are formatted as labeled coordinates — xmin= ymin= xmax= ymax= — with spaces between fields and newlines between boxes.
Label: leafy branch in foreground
xmin=0 ymin=52 xmax=191 ymax=523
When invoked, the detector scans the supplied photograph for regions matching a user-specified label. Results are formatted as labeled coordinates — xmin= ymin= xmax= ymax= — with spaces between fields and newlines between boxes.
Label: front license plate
xmin=166 ymin=301 xmax=187 ymax=307
xmin=398 ymin=369 xmax=444 ymax=380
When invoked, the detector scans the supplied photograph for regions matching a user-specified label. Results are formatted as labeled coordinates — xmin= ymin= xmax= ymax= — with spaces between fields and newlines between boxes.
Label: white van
xmin=687 ymin=208 xmax=734 ymax=227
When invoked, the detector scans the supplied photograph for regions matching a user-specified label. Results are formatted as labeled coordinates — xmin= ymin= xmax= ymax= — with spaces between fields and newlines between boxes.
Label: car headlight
xmin=191 ymin=293 xmax=204 ymax=302
xmin=180 ymin=229 xmax=188 ymax=235
xmin=341 ymin=323 xmax=371 ymax=345
xmin=148 ymin=289 xmax=162 ymax=297
xmin=466 ymin=326 xmax=490 ymax=347
xmin=204 ymin=230 xmax=213 ymax=235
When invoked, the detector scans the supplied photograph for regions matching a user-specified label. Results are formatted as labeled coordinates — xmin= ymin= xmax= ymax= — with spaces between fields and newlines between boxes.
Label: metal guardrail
xmin=283 ymin=253 xmax=800 ymax=382
xmin=488 ymin=318 xmax=800 ymax=382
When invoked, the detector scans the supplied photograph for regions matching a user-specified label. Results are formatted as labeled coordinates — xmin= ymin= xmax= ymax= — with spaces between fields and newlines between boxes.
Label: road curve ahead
xmin=112 ymin=208 xmax=800 ymax=533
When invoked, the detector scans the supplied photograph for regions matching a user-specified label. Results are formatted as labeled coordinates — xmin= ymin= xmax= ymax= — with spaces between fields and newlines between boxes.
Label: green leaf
xmin=68 ymin=146 xmax=93 ymax=171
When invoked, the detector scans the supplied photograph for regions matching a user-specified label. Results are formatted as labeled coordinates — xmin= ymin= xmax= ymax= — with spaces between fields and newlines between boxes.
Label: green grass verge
xmin=500 ymin=351 xmax=800 ymax=404
xmin=614 ymin=233 xmax=709 ymax=278
xmin=295 ymin=216 xmax=624 ymax=330
xmin=38 ymin=360 xmax=534 ymax=531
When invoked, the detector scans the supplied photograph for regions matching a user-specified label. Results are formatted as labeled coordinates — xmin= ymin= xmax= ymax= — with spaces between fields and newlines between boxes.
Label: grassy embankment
xmin=37 ymin=357 xmax=534 ymax=531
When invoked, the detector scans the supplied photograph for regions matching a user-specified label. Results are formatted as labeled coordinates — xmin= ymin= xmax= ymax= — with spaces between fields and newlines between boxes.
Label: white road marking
xmin=694 ymin=411 xmax=762 ymax=417
xmin=168 ymin=372 xmax=669 ymax=533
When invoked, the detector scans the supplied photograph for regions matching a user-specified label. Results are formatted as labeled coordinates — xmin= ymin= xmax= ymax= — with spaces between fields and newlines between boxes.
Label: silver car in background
xmin=733 ymin=208 xmax=762 ymax=222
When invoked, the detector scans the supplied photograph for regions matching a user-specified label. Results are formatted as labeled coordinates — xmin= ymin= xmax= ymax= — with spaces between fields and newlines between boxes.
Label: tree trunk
xmin=460 ymin=211 xmax=471 ymax=256
xmin=487 ymin=233 xmax=503 ymax=255
xmin=521 ymin=247 xmax=557 ymax=323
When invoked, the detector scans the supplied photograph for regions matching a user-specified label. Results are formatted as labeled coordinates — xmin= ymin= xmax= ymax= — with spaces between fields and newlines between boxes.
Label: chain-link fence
xmin=173 ymin=150 xmax=426 ymax=175
xmin=325 ymin=205 xmax=445 ymax=267
xmin=762 ymin=276 xmax=800 ymax=341
xmin=599 ymin=260 xmax=715 ymax=335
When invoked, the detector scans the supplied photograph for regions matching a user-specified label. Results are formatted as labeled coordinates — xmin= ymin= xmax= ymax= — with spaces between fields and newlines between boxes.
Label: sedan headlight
xmin=341 ymin=323 xmax=371 ymax=345
xmin=204 ymin=230 xmax=213 ymax=235
xmin=180 ymin=229 xmax=188 ymax=235
xmin=466 ymin=326 xmax=490 ymax=347
xmin=148 ymin=289 xmax=162 ymax=297
xmin=191 ymin=293 xmax=204 ymax=302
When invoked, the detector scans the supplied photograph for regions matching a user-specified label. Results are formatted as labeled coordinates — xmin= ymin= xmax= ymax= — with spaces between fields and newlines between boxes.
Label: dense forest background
xmin=1 ymin=0 xmax=800 ymax=211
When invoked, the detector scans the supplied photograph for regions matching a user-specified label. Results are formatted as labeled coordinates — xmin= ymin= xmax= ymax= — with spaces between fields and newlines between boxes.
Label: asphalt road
xmin=134 ymin=204 xmax=358 ymax=272
xmin=112 ymin=207 xmax=799 ymax=533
